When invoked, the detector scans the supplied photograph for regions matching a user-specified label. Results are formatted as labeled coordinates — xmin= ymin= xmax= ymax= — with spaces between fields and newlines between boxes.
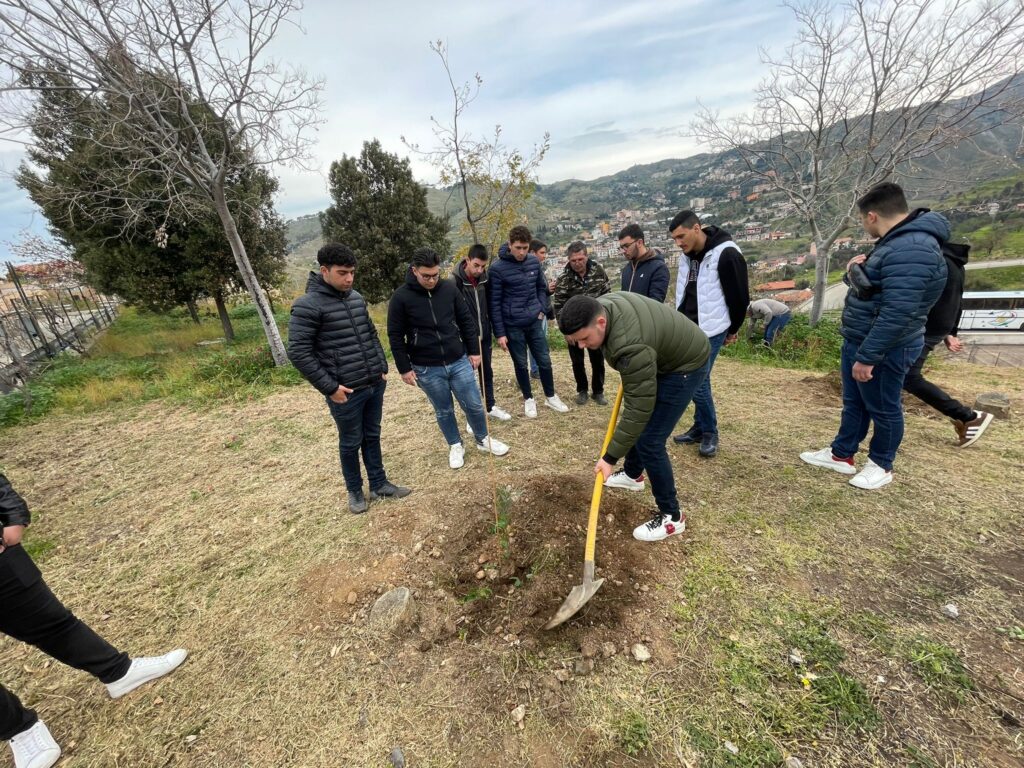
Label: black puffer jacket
xmin=287 ymin=272 xmax=388 ymax=397
xmin=1 ymin=473 xmax=31 ymax=528
xmin=387 ymin=269 xmax=480 ymax=374
xmin=452 ymin=259 xmax=492 ymax=342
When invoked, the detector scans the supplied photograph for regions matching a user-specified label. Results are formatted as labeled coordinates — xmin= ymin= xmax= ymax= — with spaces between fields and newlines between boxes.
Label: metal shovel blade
xmin=544 ymin=562 xmax=604 ymax=630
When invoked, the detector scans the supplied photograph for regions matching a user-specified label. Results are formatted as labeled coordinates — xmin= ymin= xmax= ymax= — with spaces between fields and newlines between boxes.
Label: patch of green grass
xmin=965 ymin=265 xmax=1024 ymax=291
xmin=722 ymin=316 xmax=843 ymax=371
xmin=905 ymin=743 xmax=942 ymax=768
xmin=457 ymin=586 xmax=492 ymax=605
xmin=906 ymin=638 xmax=975 ymax=702
xmin=614 ymin=711 xmax=652 ymax=756
xmin=0 ymin=305 xmax=305 ymax=429
xmin=684 ymin=723 xmax=781 ymax=767
xmin=22 ymin=533 xmax=57 ymax=562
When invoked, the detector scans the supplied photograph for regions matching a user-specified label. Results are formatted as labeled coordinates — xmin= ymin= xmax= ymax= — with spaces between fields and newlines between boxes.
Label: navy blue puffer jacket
xmin=488 ymin=244 xmax=549 ymax=337
xmin=840 ymin=209 xmax=949 ymax=365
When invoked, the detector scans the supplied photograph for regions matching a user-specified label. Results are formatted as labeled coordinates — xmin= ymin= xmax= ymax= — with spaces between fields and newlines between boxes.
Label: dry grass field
xmin=1 ymin=349 xmax=1022 ymax=767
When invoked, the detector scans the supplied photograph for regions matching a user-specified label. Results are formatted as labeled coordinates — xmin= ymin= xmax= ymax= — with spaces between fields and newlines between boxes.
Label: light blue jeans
xmin=414 ymin=356 xmax=488 ymax=445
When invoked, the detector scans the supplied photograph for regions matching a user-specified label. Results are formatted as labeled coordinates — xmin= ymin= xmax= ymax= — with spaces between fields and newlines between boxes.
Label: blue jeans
xmin=831 ymin=339 xmax=924 ymax=471
xmin=623 ymin=365 xmax=709 ymax=519
xmin=414 ymin=356 xmax=488 ymax=445
xmin=506 ymin=318 xmax=555 ymax=399
xmin=326 ymin=380 xmax=388 ymax=493
xmin=691 ymin=330 xmax=727 ymax=437
xmin=528 ymin=318 xmax=548 ymax=376
xmin=764 ymin=313 xmax=792 ymax=345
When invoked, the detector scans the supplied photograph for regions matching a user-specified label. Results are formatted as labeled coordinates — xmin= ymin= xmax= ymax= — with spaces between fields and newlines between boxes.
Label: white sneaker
xmin=633 ymin=513 xmax=686 ymax=542
xmin=545 ymin=394 xmax=569 ymax=413
xmin=106 ymin=648 xmax=188 ymax=699
xmin=476 ymin=436 xmax=510 ymax=456
xmin=799 ymin=447 xmax=857 ymax=475
xmin=448 ymin=443 xmax=465 ymax=469
xmin=604 ymin=469 xmax=645 ymax=492
xmin=488 ymin=405 xmax=512 ymax=421
xmin=524 ymin=398 xmax=537 ymax=418
xmin=8 ymin=721 xmax=60 ymax=768
xmin=466 ymin=422 xmax=473 ymax=436
xmin=849 ymin=459 xmax=893 ymax=490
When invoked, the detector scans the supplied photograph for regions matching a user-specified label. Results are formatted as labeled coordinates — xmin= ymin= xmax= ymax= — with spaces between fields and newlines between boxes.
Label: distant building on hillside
xmin=755 ymin=280 xmax=797 ymax=292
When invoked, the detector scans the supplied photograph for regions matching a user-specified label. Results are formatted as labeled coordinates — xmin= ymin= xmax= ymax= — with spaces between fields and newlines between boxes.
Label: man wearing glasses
xmin=388 ymin=247 xmax=510 ymax=470
xmin=618 ymin=224 xmax=669 ymax=302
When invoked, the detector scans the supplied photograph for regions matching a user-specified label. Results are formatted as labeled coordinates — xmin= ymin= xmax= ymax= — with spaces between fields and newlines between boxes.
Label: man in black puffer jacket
xmin=288 ymin=243 xmax=410 ymax=514
xmin=388 ymin=247 xmax=511 ymax=471
xmin=801 ymin=183 xmax=948 ymax=490
xmin=902 ymin=242 xmax=994 ymax=447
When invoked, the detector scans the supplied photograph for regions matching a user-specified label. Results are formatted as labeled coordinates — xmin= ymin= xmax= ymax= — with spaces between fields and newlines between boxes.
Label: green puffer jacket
xmin=600 ymin=292 xmax=709 ymax=461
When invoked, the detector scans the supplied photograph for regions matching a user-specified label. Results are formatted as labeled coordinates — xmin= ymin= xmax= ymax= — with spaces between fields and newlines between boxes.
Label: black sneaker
xmin=348 ymin=490 xmax=368 ymax=514
xmin=593 ymin=393 xmax=608 ymax=406
xmin=370 ymin=482 xmax=412 ymax=500
xmin=575 ymin=391 xmax=589 ymax=405
xmin=673 ymin=425 xmax=703 ymax=444
xmin=699 ymin=433 xmax=719 ymax=458
xmin=632 ymin=513 xmax=686 ymax=542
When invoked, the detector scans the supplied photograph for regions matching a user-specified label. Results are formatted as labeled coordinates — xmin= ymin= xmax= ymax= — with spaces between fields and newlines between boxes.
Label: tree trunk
xmin=214 ymin=292 xmax=235 ymax=342
xmin=810 ymin=246 xmax=828 ymax=325
xmin=186 ymin=299 xmax=201 ymax=324
xmin=212 ymin=184 xmax=288 ymax=365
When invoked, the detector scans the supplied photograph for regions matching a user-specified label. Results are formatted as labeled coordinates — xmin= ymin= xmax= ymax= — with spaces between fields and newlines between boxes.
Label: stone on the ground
xmin=346 ymin=591 xmax=358 ymax=605
xmin=974 ymin=392 xmax=1010 ymax=420
xmin=785 ymin=757 xmax=803 ymax=768
xmin=631 ymin=643 xmax=651 ymax=662
xmin=724 ymin=740 xmax=739 ymax=755
xmin=601 ymin=642 xmax=617 ymax=658
xmin=369 ymin=587 xmax=417 ymax=633
xmin=580 ymin=639 xmax=600 ymax=659
xmin=389 ymin=747 xmax=406 ymax=768
xmin=942 ymin=603 xmax=960 ymax=619
xmin=511 ymin=704 xmax=526 ymax=729
xmin=574 ymin=659 xmax=595 ymax=676
xmin=554 ymin=668 xmax=572 ymax=682
xmin=788 ymin=648 xmax=804 ymax=666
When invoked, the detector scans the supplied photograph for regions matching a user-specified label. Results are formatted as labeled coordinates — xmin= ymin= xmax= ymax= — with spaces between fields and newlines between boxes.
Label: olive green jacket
xmin=600 ymin=292 xmax=709 ymax=461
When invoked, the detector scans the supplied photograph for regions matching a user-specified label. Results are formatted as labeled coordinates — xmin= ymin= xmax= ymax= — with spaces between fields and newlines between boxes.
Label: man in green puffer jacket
xmin=558 ymin=292 xmax=710 ymax=542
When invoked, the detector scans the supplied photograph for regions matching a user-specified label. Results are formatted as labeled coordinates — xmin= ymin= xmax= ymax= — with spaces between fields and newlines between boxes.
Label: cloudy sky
xmin=0 ymin=0 xmax=803 ymax=255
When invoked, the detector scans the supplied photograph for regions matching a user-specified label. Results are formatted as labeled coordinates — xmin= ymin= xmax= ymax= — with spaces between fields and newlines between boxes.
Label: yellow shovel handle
xmin=584 ymin=387 xmax=624 ymax=563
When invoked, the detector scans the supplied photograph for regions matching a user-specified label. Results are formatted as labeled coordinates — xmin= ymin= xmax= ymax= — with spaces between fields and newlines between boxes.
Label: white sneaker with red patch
xmin=632 ymin=513 xmax=686 ymax=542
xmin=799 ymin=447 xmax=857 ymax=475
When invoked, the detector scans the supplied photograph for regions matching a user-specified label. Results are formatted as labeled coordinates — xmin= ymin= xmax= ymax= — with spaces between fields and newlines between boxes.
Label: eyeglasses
xmin=416 ymin=272 xmax=440 ymax=282
xmin=619 ymin=241 xmax=636 ymax=251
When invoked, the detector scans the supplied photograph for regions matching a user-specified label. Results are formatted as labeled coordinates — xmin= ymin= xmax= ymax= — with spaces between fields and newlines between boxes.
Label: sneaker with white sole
xmin=448 ymin=443 xmax=465 ymax=469
xmin=106 ymin=648 xmax=188 ymax=699
xmin=848 ymin=459 xmax=892 ymax=490
xmin=476 ymin=436 xmax=510 ymax=456
xmin=545 ymin=395 xmax=569 ymax=413
xmin=488 ymin=405 xmax=512 ymax=421
xmin=633 ymin=513 xmax=686 ymax=542
xmin=8 ymin=720 xmax=60 ymax=768
xmin=799 ymin=447 xmax=857 ymax=475
xmin=604 ymin=469 xmax=645 ymax=492
xmin=954 ymin=410 xmax=993 ymax=448
xmin=524 ymin=398 xmax=538 ymax=418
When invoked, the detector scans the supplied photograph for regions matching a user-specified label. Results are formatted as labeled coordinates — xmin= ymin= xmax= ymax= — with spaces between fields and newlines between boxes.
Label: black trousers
xmin=568 ymin=344 xmax=605 ymax=395
xmin=902 ymin=344 xmax=975 ymax=423
xmin=478 ymin=342 xmax=496 ymax=411
xmin=1 ymin=544 xmax=130 ymax=740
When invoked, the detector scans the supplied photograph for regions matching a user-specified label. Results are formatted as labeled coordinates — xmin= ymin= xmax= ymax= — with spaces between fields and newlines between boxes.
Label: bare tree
xmin=0 ymin=0 xmax=323 ymax=364
xmin=404 ymin=41 xmax=550 ymax=257
xmin=693 ymin=0 xmax=1024 ymax=323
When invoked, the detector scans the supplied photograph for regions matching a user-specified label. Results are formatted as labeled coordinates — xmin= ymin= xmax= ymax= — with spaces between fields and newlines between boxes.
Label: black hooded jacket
xmin=924 ymin=242 xmax=969 ymax=344
xmin=287 ymin=272 xmax=388 ymax=397
xmin=452 ymin=259 xmax=492 ymax=341
xmin=387 ymin=270 xmax=480 ymax=374
xmin=0 ymin=473 xmax=31 ymax=529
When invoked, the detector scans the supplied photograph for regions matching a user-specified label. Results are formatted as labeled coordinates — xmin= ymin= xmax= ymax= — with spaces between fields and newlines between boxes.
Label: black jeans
xmin=1 ymin=545 xmax=130 ymax=740
xmin=903 ymin=344 xmax=975 ymax=423
xmin=478 ymin=342 xmax=496 ymax=411
xmin=325 ymin=379 xmax=388 ymax=493
xmin=568 ymin=344 xmax=605 ymax=395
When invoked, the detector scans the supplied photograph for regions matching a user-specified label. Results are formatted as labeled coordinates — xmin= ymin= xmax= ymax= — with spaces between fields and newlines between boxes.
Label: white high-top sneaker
xmin=8 ymin=721 xmax=60 ymax=768
xmin=106 ymin=649 xmax=188 ymax=699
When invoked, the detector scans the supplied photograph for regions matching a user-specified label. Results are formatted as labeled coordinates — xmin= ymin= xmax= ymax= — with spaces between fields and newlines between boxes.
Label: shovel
xmin=544 ymin=387 xmax=624 ymax=630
